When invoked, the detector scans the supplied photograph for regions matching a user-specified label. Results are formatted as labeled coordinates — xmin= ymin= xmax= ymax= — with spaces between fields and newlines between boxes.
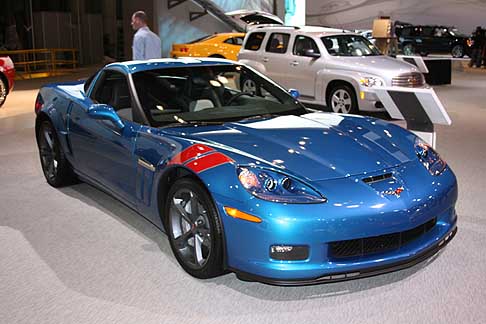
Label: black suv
xmin=396 ymin=23 xmax=470 ymax=58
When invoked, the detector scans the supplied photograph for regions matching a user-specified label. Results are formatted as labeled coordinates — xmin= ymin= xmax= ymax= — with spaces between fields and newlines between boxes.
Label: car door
xmin=68 ymin=69 xmax=141 ymax=206
xmin=283 ymin=35 xmax=322 ymax=100
xmin=261 ymin=32 xmax=291 ymax=85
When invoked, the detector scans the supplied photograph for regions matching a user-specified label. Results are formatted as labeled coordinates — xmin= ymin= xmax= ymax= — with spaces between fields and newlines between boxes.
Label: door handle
xmin=290 ymin=61 xmax=299 ymax=66
xmin=262 ymin=57 xmax=269 ymax=62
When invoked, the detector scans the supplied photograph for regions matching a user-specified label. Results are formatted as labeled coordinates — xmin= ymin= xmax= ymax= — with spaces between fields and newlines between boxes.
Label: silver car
xmin=238 ymin=26 xmax=425 ymax=114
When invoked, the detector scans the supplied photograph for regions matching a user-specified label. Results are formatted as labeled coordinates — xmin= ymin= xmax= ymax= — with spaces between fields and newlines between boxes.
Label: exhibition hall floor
xmin=1 ymin=70 xmax=485 ymax=324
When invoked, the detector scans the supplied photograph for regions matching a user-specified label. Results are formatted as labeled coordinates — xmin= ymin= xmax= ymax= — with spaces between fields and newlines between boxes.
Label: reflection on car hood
xmin=327 ymin=55 xmax=419 ymax=77
xmin=163 ymin=113 xmax=416 ymax=181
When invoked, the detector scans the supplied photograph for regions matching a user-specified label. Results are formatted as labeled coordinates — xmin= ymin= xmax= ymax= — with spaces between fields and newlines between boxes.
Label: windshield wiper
xmin=160 ymin=120 xmax=225 ymax=128
xmin=236 ymin=113 xmax=283 ymax=122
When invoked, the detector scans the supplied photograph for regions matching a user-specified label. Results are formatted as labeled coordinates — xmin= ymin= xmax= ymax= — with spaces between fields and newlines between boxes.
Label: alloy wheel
xmin=331 ymin=89 xmax=353 ymax=113
xmin=39 ymin=124 xmax=59 ymax=182
xmin=451 ymin=45 xmax=464 ymax=58
xmin=169 ymin=188 xmax=212 ymax=270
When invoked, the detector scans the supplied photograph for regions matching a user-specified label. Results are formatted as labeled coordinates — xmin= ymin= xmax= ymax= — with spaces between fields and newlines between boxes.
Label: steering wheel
xmin=226 ymin=92 xmax=255 ymax=105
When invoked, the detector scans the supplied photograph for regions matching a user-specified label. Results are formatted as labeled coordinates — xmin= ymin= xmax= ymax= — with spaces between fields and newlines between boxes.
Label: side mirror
xmin=304 ymin=49 xmax=321 ymax=58
xmin=87 ymin=104 xmax=125 ymax=130
xmin=288 ymin=89 xmax=300 ymax=99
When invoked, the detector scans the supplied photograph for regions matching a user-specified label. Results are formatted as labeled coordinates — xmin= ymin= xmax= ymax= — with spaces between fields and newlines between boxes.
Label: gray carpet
xmin=1 ymin=71 xmax=485 ymax=324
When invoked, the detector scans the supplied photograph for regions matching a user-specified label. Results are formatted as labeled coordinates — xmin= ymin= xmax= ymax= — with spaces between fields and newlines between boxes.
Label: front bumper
xmin=233 ymin=225 xmax=457 ymax=286
xmin=209 ymin=162 xmax=458 ymax=285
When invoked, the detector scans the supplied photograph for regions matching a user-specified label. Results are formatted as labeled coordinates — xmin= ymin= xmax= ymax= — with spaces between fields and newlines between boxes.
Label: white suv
xmin=238 ymin=26 xmax=425 ymax=114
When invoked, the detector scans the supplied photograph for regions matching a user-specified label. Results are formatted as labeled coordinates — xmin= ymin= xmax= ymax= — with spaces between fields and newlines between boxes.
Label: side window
xmin=223 ymin=37 xmax=234 ymax=45
xmin=244 ymin=32 xmax=266 ymax=50
xmin=234 ymin=37 xmax=244 ymax=45
xmin=265 ymin=33 xmax=290 ymax=53
xmin=293 ymin=36 xmax=320 ymax=56
xmin=91 ymin=70 xmax=133 ymax=121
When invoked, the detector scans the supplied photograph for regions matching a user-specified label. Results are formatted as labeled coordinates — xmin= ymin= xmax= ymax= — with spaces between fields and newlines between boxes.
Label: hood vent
xmin=362 ymin=173 xmax=393 ymax=184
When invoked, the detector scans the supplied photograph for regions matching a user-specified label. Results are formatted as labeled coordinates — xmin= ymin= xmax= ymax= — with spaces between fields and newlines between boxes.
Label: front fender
xmin=317 ymin=69 xmax=361 ymax=100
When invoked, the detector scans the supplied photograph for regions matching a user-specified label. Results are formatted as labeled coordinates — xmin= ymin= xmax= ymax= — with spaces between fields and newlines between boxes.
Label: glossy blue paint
xmin=35 ymin=58 xmax=458 ymax=283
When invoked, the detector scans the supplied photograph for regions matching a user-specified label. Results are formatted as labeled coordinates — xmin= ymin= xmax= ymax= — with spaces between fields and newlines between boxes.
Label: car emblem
xmin=382 ymin=186 xmax=404 ymax=197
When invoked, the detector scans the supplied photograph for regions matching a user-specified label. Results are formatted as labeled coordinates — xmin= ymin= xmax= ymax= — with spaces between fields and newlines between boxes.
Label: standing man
xmin=131 ymin=11 xmax=161 ymax=60
xmin=469 ymin=26 xmax=484 ymax=68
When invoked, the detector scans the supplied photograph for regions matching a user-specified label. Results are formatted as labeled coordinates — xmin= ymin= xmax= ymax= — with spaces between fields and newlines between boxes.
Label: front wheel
xmin=327 ymin=85 xmax=358 ymax=114
xmin=451 ymin=45 xmax=464 ymax=58
xmin=165 ymin=178 xmax=225 ymax=279
xmin=402 ymin=43 xmax=415 ymax=56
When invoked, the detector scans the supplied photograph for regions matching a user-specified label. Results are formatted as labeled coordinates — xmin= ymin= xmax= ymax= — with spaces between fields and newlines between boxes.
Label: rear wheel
xmin=165 ymin=178 xmax=225 ymax=279
xmin=327 ymin=84 xmax=358 ymax=114
xmin=209 ymin=54 xmax=225 ymax=59
xmin=451 ymin=45 xmax=464 ymax=58
xmin=0 ymin=77 xmax=7 ymax=107
xmin=37 ymin=120 xmax=76 ymax=187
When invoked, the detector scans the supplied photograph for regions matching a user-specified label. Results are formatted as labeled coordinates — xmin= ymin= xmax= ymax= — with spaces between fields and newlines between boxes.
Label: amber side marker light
xmin=224 ymin=207 xmax=262 ymax=223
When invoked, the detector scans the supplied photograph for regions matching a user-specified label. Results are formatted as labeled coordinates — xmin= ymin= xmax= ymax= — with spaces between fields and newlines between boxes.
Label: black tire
xmin=37 ymin=120 xmax=77 ymax=187
xmin=0 ymin=76 xmax=7 ymax=107
xmin=209 ymin=54 xmax=225 ymax=59
xmin=165 ymin=178 xmax=224 ymax=279
xmin=451 ymin=45 xmax=464 ymax=58
xmin=402 ymin=43 xmax=415 ymax=56
xmin=326 ymin=84 xmax=358 ymax=114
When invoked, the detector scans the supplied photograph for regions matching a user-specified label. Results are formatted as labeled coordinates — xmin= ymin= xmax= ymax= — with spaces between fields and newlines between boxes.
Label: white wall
xmin=306 ymin=0 xmax=486 ymax=34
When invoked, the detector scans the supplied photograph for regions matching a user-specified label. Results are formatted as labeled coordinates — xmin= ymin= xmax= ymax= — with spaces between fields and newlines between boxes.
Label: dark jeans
xmin=469 ymin=48 xmax=483 ymax=67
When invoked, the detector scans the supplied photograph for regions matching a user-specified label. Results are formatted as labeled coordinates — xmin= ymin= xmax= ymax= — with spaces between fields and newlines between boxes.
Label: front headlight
xmin=237 ymin=167 xmax=327 ymax=203
xmin=414 ymin=138 xmax=447 ymax=176
xmin=359 ymin=76 xmax=384 ymax=87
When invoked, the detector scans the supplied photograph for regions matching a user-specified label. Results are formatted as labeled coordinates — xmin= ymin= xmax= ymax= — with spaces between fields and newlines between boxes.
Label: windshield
xmin=132 ymin=64 xmax=307 ymax=127
xmin=322 ymin=35 xmax=381 ymax=56
xmin=188 ymin=35 xmax=216 ymax=44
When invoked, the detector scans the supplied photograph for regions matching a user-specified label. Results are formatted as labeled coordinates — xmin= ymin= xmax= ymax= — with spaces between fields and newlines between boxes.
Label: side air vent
xmin=362 ymin=173 xmax=393 ymax=184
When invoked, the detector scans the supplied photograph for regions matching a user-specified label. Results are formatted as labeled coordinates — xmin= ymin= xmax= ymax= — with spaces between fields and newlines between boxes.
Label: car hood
xmin=162 ymin=113 xmax=416 ymax=182
xmin=327 ymin=55 xmax=419 ymax=77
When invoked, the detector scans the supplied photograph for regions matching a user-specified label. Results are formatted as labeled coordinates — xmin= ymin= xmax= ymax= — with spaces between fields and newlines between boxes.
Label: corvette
xmin=34 ymin=58 xmax=457 ymax=285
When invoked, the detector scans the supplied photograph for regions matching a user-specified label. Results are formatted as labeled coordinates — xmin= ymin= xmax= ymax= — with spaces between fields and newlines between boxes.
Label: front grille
xmin=392 ymin=72 xmax=425 ymax=87
xmin=329 ymin=218 xmax=437 ymax=259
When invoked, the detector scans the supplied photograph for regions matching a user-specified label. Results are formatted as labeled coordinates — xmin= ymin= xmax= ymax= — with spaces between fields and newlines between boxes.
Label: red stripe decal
xmin=185 ymin=152 xmax=233 ymax=173
xmin=169 ymin=144 xmax=214 ymax=165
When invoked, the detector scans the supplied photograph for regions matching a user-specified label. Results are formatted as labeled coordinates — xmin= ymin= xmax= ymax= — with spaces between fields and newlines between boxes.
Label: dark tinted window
xmin=421 ymin=27 xmax=434 ymax=36
xmin=223 ymin=37 xmax=235 ymax=44
xmin=293 ymin=36 xmax=320 ymax=56
xmin=244 ymin=32 xmax=266 ymax=50
xmin=265 ymin=33 xmax=290 ymax=53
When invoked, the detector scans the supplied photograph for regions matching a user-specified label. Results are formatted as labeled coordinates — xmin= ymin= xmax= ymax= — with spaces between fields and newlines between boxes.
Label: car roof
xmin=249 ymin=25 xmax=357 ymax=37
xmin=106 ymin=58 xmax=236 ymax=74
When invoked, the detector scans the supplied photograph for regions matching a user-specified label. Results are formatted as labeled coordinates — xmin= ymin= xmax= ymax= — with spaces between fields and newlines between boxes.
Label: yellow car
xmin=170 ymin=33 xmax=245 ymax=61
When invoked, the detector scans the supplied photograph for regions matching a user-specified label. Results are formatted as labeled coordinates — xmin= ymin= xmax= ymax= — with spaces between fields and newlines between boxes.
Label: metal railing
xmin=0 ymin=48 xmax=78 ymax=79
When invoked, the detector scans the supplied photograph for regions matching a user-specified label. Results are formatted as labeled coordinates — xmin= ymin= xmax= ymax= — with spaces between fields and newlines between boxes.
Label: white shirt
xmin=132 ymin=26 xmax=162 ymax=60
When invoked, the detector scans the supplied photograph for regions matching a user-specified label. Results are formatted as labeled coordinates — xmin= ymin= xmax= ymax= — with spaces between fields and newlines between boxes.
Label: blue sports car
xmin=35 ymin=58 xmax=457 ymax=285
